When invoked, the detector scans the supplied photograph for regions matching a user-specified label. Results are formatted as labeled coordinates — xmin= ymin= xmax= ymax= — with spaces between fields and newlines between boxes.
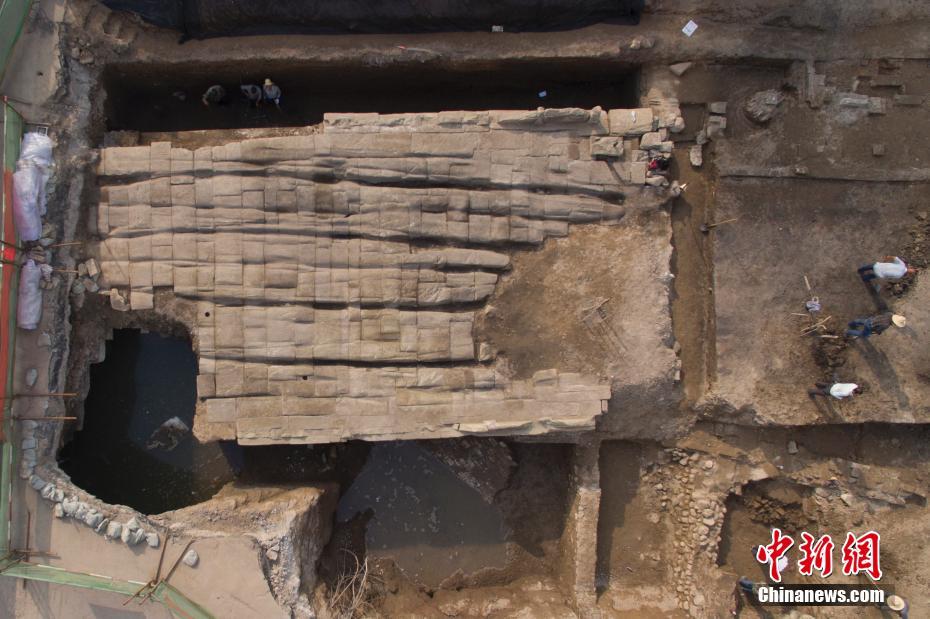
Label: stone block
xmin=608 ymin=108 xmax=654 ymax=136
xmin=894 ymin=94 xmax=924 ymax=106
xmin=669 ymin=62 xmax=692 ymax=77
xmin=130 ymin=290 xmax=154 ymax=310
xmin=590 ymin=136 xmax=623 ymax=159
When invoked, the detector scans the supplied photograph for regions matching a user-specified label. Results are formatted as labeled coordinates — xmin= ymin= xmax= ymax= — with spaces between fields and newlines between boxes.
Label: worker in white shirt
xmin=808 ymin=381 xmax=860 ymax=399
xmin=263 ymin=78 xmax=282 ymax=108
xmin=857 ymin=255 xmax=916 ymax=282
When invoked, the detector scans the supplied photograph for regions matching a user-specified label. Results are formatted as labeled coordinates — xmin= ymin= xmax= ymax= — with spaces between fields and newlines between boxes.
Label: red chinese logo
xmin=841 ymin=531 xmax=882 ymax=580
xmin=754 ymin=530 xmax=883 ymax=582
xmin=756 ymin=527 xmax=794 ymax=582
xmin=798 ymin=532 xmax=834 ymax=577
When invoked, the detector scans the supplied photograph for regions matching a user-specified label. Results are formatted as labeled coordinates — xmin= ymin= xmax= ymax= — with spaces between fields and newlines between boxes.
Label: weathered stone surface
xmin=183 ymin=549 xmax=199 ymax=567
xmin=91 ymin=110 xmax=668 ymax=446
xmin=590 ymin=136 xmax=623 ymax=159
xmin=669 ymin=62 xmax=692 ymax=77
xmin=690 ymin=145 xmax=703 ymax=167
xmin=744 ymin=90 xmax=785 ymax=124
xmin=893 ymin=94 xmax=923 ymax=106
xmin=608 ymin=108 xmax=654 ymax=136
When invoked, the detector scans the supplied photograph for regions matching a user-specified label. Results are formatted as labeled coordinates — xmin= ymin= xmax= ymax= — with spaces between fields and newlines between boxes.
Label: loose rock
xmin=669 ymin=62 xmax=692 ymax=77
xmin=744 ymin=89 xmax=785 ymax=124
xmin=183 ymin=548 xmax=200 ymax=567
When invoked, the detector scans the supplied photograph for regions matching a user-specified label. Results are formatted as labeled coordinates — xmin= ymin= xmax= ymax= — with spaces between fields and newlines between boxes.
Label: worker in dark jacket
xmin=845 ymin=312 xmax=905 ymax=338
xmin=202 ymin=84 xmax=226 ymax=106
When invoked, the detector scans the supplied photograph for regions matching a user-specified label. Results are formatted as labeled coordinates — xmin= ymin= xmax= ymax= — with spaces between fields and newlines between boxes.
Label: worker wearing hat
xmin=263 ymin=78 xmax=282 ymax=108
xmin=845 ymin=311 xmax=906 ymax=339
xmin=886 ymin=594 xmax=908 ymax=618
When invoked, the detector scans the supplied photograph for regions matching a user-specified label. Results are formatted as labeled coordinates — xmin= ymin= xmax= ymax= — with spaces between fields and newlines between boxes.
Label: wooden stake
xmin=13 ymin=416 xmax=77 ymax=421
xmin=6 ymin=392 xmax=78 ymax=399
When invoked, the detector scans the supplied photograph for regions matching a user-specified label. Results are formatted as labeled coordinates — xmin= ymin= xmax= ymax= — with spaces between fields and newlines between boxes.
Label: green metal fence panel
xmin=0 ymin=0 xmax=34 ymax=82
xmin=0 ymin=559 xmax=147 ymax=596
xmin=0 ymin=99 xmax=22 ymax=555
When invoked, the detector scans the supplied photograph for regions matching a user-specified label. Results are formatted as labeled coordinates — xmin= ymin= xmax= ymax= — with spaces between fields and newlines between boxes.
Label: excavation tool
xmin=699 ymin=217 xmax=738 ymax=233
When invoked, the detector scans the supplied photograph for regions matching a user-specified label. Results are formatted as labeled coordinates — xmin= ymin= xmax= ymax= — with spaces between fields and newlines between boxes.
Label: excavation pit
xmin=59 ymin=328 xmax=237 ymax=514
xmin=103 ymin=60 xmax=639 ymax=132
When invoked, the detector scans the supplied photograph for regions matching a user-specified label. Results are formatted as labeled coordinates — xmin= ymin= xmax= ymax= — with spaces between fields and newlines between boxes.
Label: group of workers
xmin=807 ymin=254 xmax=916 ymax=402
xmin=201 ymin=79 xmax=282 ymax=108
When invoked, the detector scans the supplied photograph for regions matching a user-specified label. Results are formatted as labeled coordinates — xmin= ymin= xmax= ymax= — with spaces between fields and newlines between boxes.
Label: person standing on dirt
xmin=808 ymin=381 xmax=860 ymax=400
xmin=202 ymin=84 xmax=226 ymax=107
xmin=263 ymin=78 xmax=282 ymax=108
xmin=241 ymin=83 xmax=262 ymax=108
xmin=885 ymin=594 xmax=909 ymax=618
xmin=857 ymin=255 xmax=916 ymax=282
xmin=845 ymin=312 xmax=906 ymax=338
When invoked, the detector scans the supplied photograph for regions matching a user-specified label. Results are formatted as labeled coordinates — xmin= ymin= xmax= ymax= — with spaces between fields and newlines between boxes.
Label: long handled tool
xmin=700 ymin=217 xmax=739 ymax=233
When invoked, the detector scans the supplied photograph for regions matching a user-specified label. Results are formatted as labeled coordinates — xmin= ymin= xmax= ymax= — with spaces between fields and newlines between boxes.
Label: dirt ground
xmin=4 ymin=1 xmax=930 ymax=618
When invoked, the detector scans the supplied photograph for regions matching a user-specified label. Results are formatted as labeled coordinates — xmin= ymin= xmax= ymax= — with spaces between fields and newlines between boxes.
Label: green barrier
xmin=0 ymin=99 xmax=22 ymax=555
xmin=0 ymin=560 xmax=214 ymax=619
xmin=0 ymin=0 xmax=34 ymax=83
xmin=0 ymin=103 xmax=213 ymax=619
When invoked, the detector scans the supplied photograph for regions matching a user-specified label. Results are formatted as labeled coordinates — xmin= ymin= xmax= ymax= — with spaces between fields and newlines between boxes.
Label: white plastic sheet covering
xmin=19 ymin=133 xmax=53 ymax=215
xmin=19 ymin=133 xmax=54 ymax=168
xmin=17 ymin=259 xmax=43 ymax=330
xmin=12 ymin=164 xmax=42 ymax=241
xmin=12 ymin=132 xmax=54 ymax=241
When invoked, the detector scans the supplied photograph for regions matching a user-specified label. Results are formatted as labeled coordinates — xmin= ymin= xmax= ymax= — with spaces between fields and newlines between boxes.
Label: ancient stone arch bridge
xmin=91 ymin=106 xmax=673 ymax=445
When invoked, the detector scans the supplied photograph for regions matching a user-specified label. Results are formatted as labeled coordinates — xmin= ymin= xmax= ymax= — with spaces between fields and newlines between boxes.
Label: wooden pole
xmin=13 ymin=416 xmax=77 ymax=421
xmin=48 ymin=242 xmax=83 ymax=248
xmin=5 ymin=393 xmax=78 ymax=399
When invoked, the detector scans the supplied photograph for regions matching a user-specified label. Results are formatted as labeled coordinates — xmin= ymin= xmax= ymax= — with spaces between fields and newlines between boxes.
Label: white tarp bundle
xmin=12 ymin=165 xmax=42 ymax=241
xmin=17 ymin=260 xmax=43 ymax=330
xmin=12 ymin=133 xmax=54 ymax=241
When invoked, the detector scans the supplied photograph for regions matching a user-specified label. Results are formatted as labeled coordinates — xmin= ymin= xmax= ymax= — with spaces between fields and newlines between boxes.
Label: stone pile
xmin=29 ymin=474 xmax=160 ymax=548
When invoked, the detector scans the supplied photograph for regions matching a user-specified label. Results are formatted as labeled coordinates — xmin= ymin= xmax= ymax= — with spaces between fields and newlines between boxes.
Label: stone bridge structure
xmin=91 ymin=106 xmax=674 ymax=445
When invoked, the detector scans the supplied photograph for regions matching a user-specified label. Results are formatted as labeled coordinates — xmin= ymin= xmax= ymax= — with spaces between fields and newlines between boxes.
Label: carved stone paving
xmin=91 ymin=107 xmax=669 ymax=445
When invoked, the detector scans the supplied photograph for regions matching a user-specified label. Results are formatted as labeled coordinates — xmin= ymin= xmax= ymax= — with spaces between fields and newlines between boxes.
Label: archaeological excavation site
xmin=2 ymin=1 xmax=930 ymax=617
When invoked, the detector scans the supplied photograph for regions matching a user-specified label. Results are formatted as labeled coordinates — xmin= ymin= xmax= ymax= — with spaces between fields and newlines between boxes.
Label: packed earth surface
xmin=2 ymin=1 xmax=930 ymax=617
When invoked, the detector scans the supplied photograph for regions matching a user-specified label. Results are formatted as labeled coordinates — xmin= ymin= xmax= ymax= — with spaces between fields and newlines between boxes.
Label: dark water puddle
xmin=60 ymin=329 xmax=238 ymax=514
xmin=337 ymin=442 xmax=509 ymax=588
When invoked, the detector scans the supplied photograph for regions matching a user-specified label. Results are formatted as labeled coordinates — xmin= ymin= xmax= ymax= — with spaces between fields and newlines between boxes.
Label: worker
xmin=240 ymin=83 xmax=262 ymax=107
xmin=202 ymin=84 xmax=226 ymax=107
xmin=263 ymin=78 xmax=282 ymax=108
xmin=857 ymin=255 xmax=916 ymax=282
xmin=845 ymin=312 xmax=906 ymax=338
xmin=808 ymin=382 xmax=860 ymax=400
xmin=737 ymin=577 xmax=755 ymax=595
xmin=886 ymin=594 xmax=909 ymax=618
xmin=647 ymin=155 xmax=671 ymax=177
